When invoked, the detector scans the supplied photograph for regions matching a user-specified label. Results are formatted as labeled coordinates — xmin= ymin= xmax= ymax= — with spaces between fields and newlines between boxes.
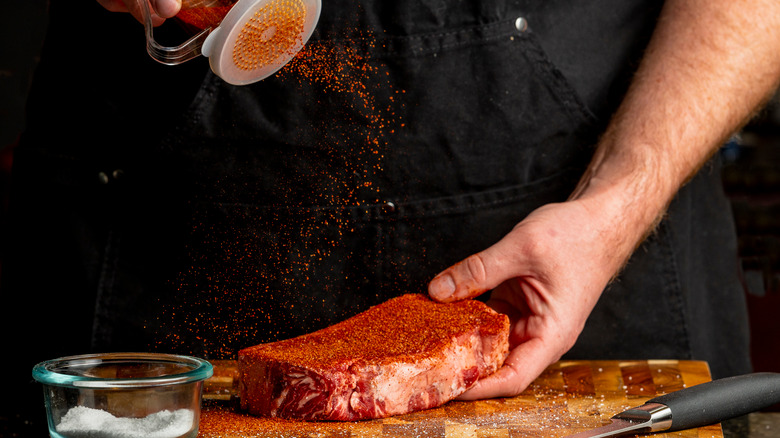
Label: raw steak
xmin=238 ymin=293 xmax=510 ymax=421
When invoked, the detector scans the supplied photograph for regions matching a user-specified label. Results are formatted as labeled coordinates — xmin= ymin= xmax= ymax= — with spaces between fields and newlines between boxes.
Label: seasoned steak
xmin=238 ymin=294 xmax=510 ymax=421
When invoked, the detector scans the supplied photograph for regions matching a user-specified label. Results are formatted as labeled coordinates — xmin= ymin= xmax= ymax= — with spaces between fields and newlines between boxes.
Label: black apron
xmin=141 ymin=2 xmax=605 ymax=357
xmin=2 ymin=2 xmax=751 ymax=433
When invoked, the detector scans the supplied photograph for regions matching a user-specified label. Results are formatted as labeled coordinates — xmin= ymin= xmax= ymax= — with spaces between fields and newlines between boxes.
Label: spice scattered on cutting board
xmin=199 ymin=359 xmax=724 ymax=438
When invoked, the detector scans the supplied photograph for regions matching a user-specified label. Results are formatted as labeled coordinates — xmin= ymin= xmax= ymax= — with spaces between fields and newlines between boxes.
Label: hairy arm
xmin=429 ymin=0 xmax=780 ymax=399
xmin=571 ymin=0 xmax=780 ymax=268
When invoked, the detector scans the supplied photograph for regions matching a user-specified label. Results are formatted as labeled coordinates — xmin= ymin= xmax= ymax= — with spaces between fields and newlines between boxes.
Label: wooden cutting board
xmin=198 ymin=359 xmax=723 ymax=438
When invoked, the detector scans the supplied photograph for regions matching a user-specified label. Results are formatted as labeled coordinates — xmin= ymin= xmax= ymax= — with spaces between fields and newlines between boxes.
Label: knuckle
xmin=464 ymin=254 xmax=488 ymax=284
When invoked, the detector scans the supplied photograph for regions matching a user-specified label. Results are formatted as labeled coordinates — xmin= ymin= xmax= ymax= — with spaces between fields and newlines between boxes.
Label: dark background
xmin=0 ymin=1 xmax=48 ymax=235
xmin=1 ymin=0 xmax=779 ymax=430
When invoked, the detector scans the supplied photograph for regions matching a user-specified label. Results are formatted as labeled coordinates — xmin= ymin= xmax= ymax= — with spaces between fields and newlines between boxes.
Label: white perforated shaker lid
xmin=201 ymin=0 xmax=321 ymax=85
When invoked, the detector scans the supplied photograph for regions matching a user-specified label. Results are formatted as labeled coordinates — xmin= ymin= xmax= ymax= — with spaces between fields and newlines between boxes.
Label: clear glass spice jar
xmin=138 ymin=0 xmax=321 ymax=85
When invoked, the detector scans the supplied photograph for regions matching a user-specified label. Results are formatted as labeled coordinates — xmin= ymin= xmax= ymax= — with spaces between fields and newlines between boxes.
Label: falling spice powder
xmin=155 ymin=21 xmax=406 ymax=359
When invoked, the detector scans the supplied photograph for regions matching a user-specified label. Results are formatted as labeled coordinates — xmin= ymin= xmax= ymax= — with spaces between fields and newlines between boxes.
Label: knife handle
xmin=647 ymin=372 xmax=780 ymax=431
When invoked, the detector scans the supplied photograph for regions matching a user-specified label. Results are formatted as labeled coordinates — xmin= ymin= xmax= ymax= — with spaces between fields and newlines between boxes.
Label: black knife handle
xmin=648 ymin=372 xmax=780 ymax=431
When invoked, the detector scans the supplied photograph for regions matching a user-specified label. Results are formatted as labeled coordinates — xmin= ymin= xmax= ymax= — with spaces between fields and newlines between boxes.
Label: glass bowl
xmin=32 ymin=353 xmax=213 ymax=438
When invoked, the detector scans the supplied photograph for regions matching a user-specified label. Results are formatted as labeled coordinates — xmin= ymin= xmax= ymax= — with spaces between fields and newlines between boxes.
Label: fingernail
xmin=430 ymin=274 xmax=456 ymax=300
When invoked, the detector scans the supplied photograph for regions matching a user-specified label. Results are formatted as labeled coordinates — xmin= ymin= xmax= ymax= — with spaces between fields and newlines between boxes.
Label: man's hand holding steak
xmin=429 ymin=199 xmax=623 ymax=400
xmin=429 ymin=0 xmax=780 ymax=400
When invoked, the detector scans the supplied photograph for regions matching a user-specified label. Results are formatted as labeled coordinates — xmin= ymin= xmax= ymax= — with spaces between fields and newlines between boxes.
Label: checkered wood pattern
xmin=198 ymin=360 xmax=723 ymax=438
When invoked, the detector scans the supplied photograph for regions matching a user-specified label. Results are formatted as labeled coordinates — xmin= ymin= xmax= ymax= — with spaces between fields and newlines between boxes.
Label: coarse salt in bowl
xmin=32 ymin=353 xmax=213 ymax=438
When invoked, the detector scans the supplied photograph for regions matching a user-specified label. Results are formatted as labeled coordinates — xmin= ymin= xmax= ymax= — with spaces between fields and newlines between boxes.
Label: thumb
xmin=428 ymin=246 xmax=511 ymax=303
xmin=150 ymin=0 xmax=181 ymax=18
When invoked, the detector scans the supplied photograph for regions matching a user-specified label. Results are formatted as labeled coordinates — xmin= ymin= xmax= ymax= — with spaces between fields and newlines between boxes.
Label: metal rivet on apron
xmin=515 ymin=17 xmax=528 ymax=32
xmin=112 ymin=169 xmax=124 ymax=180
xmin=98 ymin=171 xmax=110 ymax=184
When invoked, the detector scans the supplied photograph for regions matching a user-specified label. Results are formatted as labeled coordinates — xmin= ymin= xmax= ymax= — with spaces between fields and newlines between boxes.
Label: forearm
xmin=429 ymin=0 xmax=780 ymax=398
xmin=571 ymin=0 xmax=780 ymax=271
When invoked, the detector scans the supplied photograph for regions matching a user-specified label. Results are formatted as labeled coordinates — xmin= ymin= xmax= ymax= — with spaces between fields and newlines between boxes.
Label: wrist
xmin=568 ymin=144 xmax=675 ymax=270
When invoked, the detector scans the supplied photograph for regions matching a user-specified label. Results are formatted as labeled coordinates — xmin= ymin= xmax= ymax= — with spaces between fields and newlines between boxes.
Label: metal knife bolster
xmin=613 ymin=402 xmax=673 ymax=433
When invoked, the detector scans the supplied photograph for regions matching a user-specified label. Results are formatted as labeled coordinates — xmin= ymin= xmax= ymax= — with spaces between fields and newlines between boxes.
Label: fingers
xmin=456 ymin=337 xmax=556 ymax=400
xmin=151 ymin=0 xmax=181 ymax=18
xmin=96 ymin=0 xmax=130 ymax=12
xmin=95 ymin=0 xmax=180 ymax=25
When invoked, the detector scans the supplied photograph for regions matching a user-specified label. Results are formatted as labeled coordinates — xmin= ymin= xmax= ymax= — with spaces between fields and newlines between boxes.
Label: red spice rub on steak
xmin=238 ymin=294 xmax=510 ymax=421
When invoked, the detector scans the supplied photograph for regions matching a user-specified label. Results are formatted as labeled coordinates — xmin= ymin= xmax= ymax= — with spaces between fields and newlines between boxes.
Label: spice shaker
xmin=138 ymin=0 xmax=321 ymax=85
